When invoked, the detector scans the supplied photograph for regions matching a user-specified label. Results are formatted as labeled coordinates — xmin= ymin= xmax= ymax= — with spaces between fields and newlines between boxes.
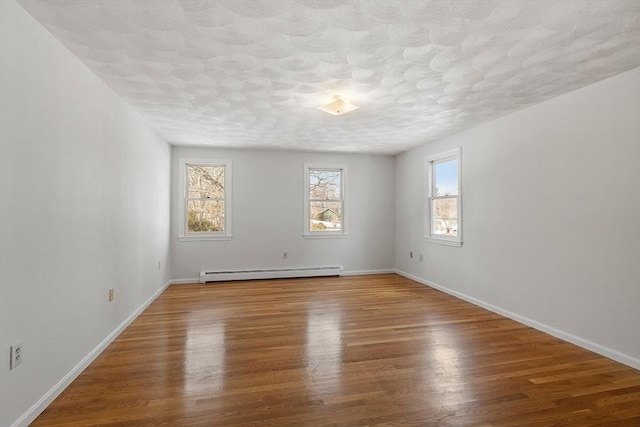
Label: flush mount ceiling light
xmin=317 ymin=96 xmax=359 ymax=116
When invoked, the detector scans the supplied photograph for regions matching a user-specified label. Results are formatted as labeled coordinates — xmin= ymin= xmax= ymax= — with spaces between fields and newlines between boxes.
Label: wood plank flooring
xmin=32 ymin=274 xmax=640 ymax=426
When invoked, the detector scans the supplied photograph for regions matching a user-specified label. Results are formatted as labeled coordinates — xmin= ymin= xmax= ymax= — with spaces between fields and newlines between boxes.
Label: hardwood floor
xmin=32 ymin=274 xmax=640 ymax=426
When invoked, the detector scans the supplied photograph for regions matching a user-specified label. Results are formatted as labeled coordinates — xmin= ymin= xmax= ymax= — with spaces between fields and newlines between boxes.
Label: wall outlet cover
xmin=10 ymin=341 xmax=23 ymax=369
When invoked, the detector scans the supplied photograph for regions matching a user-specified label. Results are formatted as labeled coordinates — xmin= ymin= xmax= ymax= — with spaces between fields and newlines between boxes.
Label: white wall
xmin=0 ymin=1 xmax=172 ymax=426
xmin=395 ymin=67 xmax=640 ymax=368
xmin=171 ymin=147 xmax=395 ymax=280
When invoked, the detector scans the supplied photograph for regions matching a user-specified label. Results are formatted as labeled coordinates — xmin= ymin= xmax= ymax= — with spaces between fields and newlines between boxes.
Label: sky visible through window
xmin=435 ymin=159 xmax=458 ymax=196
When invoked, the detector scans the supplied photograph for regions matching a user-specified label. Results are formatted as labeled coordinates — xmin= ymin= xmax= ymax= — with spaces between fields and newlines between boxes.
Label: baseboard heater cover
xmin=200 ymin=266 xmax=343 ymax=283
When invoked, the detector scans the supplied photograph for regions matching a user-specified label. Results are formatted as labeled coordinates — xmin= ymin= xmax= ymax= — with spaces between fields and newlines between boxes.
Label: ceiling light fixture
xmin=318 ymin=95 xmax=359 ymax=116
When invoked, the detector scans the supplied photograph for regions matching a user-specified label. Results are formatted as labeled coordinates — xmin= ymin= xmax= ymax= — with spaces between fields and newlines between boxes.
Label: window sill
xmin=425 ymin=236 xmax=462 ymax=247
xmin=178 ymin=235 xmax=232 ymax=242
xmin=303 ymin=233 xmax=348 ymax=240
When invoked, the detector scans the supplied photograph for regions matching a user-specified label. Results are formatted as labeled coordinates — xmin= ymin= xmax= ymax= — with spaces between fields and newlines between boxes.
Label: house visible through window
xmin=179 ymin=159 xmax=232 ymax=240
xmin=304 ymin=164 xmax=346 ymax=236
xmin=426 ymin=148 xmax=462 ymax=246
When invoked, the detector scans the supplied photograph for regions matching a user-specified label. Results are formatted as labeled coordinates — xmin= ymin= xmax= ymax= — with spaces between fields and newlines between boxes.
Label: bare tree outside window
xmin=187 ymin=165 xmax=225 ymax=233
xmin=433 ymin=197 xmax=458 ymax=236
xmin=426 ymin=150 xmax=462 ymax=245
xmin=430 ymin=159 xmax=458 ymax=236
xmin=308 ymin=168 xmax=343 ymax=232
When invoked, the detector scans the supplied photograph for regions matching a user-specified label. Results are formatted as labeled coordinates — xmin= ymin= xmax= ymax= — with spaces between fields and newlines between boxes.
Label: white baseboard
xmin=342 ymin=269 xmax=396 ymax=276
xmin=171 ymin=270 xmax=396 ymax=284
xmin=11 ymin=280 xmax=171 ymax=427
xmin=395 ymin=270 xmax=640 ymax=370
xmin=170 ymin=278 xmax=200 ymax=285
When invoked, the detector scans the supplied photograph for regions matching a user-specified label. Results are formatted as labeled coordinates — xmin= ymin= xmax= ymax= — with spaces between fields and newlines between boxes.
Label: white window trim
xmin=425 ymin=148 xmax=462 ymax=247
xmin=178 ymin=158 xmax=232 ymax=241
xmin=303 ymin=163 xmax=348 ymax=239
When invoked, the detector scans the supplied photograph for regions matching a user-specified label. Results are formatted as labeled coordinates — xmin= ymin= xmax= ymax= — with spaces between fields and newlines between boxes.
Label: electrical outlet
xmin=108 ymin=288 xmax=114 ymax=302
xmin=419 ymin=254 xmax=424 ymax=262
xmin=409 ymin=251 xmax=413 ymax=258
xmin=10 ymin=341 xmax=23 ymax=369
xmin=282 ymin=252 xmax=288 ymax=259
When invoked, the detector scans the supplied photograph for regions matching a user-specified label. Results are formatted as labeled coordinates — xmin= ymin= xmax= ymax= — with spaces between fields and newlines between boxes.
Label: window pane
xmin=309 ymin=169 xmax=341 ymax=200
xmin=188 ymin=165 xmax=224 ymax=199
xmin=187 ymin=200 xmax=224 ymax=233
xmin=309 ymin=201 xmax=342 ymax=231
xmin=434 ymin=159 xmax=458 ymax=196
xmin=432 ymin=198 xmax=457 ymax=236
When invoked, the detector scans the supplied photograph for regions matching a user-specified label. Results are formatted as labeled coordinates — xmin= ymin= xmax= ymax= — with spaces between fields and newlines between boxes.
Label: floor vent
xmin=200 ymin=266 xmax=343 ymax=283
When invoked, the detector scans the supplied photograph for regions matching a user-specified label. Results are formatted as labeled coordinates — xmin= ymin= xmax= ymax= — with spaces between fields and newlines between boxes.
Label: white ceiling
xmin=18 ymin=0 xmax=640 ymax=155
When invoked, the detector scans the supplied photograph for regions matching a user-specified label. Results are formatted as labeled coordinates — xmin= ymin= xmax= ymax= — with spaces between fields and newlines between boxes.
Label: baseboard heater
xmin=200 ymin=266 xmax=343 ymax=283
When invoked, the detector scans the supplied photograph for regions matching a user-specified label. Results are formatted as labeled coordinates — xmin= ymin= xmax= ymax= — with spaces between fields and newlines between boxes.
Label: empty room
xmin=1 ymin=0 xmax=639 ymax=426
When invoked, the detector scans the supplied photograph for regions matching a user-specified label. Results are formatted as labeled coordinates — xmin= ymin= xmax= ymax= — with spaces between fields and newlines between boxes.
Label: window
xmin=304 ymin=164 xmax=347 ymax=237
xmin=179 ymin=159 xmax=232 ymax=240
xmin=426 ymin=148 xmax=462 ymax=246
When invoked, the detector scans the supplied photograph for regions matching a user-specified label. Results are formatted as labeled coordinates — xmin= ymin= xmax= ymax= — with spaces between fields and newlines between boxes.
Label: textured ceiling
xmin=18 ymin=0 xmax=640 ymax=155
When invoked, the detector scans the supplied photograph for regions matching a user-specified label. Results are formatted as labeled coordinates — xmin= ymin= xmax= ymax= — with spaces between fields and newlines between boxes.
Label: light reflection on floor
xmin=422 ymin=327 xmax=469 ymax=407
xmin=184 ymin=321 xmax=226 ymax=395
xmin=305 ymin=308 xmax=343 ymax=399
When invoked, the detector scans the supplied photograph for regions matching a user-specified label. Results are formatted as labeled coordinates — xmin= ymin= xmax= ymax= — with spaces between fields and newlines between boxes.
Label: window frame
xmin=425 ymin=148 xmax=462 ymax=247
xmin=303 ymin=163 xmax=348 ymax=239
xmin=178 ymin=158 xmax=232 ymax=241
